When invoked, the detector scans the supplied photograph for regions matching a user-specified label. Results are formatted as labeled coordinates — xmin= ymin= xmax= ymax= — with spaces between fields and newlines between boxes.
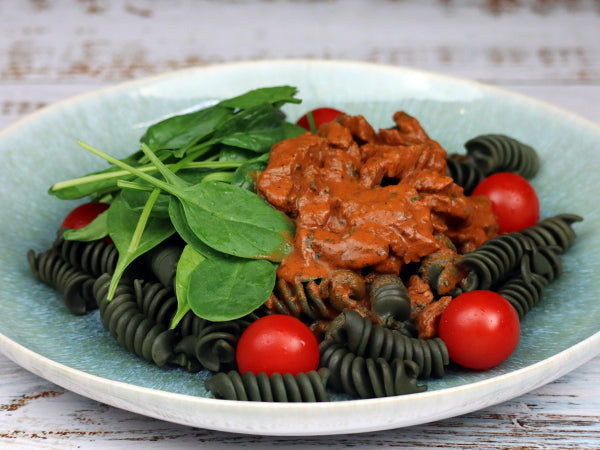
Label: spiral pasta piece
xmin=27 ymin=248 xmax=97 ymax=315
xmin=265 ymin=270 xmax=367 ymax=321
xmin=205 ymin=369 xmax=331 ymax=402
xmin=52 ymin=228 xmax=119 ymax=278
xmin=369 ymin=274 xmax=411 ymax=324
xmin=325 ymin=309 xmax=449 ymax=378
xmin=265 ymin=277 xmax=332 ymax=320
xmin=93 ymin=274 xmax=184 ymax=368
xmin=142 ymin=242 xmax=183 ymax=289
xmin=319 ymin=340 xmax=426 ymax=398
xmin=464 ymin=134 xmax=540 ymax=178
xmin=446 ymin=153 xmax=484 ymax=195
xmin=459 ymin=232 xmax=533 ymax=291
xmin=497 ymin=246 xmax=563 ymax=319
xmin=173 ymin=321 xmax=244 ymax=372
xmin=520 ymin=214 xmax=582 ymax=253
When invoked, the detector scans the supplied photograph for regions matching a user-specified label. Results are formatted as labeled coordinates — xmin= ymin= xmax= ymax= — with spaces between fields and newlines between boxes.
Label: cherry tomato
xmin=61 ymin=202 xmax=110 ymax=229
xmin=236 ymin=315 xmax=320 ymax=376
xmin=296 ymin=107 xmax=343 ymax=132
xmin=471 ymin=172 xmax=540 ymax=233
xmin=439 ymin=290 xmax=520 ymax=370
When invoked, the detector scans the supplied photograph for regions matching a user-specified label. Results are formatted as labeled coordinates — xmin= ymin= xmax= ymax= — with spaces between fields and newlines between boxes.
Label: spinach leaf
xmin=212 ymin=104 xmax=287 ymax=153
xmin=168 ymin=197 xmax=222 ymax=259
xmin=171 ymin=244 xmax=205 ymax=329
xmin=217 ymin=85 xmax=301 ymax=110
xmin=106 ymin=190 xmax=175 ymax=299
xmin=120 ymin=187 xmax=171 ymax=218
xmin=187 ymin=255 xmax=276 ymax=321
xmin=230 ymin=157 xmax=268 ymax=191
xmin=141 ymin=105 xmax=233 ymax=152
xmin=176 ymin=180 xmax=294 ymax=260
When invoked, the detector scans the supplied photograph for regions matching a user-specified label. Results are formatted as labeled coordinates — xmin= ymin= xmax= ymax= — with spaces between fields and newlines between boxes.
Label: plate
xmin=1 ymin=60 xmax=599 ymax=436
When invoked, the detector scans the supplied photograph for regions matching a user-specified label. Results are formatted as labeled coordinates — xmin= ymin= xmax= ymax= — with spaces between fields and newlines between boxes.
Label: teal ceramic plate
xmin=1 ymin=60 xmax=599 ymax=436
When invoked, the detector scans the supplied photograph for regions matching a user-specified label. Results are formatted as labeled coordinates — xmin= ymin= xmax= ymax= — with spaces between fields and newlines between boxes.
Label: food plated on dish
xmin=1 ymin=61 xmax=599 ymax=434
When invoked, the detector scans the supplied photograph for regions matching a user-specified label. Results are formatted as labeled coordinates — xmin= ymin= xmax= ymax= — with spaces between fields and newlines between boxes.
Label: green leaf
xmin=217 ymin=85 xmax=301 ymax=110
xmin=187 ymin=256 xmax=276 ymax=321
xmin=230 ymin=158 xmax=268 ymax=191
xmin=106 ymin=190 xmax=175 ymax=299
xmin=171 ymin=244 xmax=205 ymax=329
xmin=282 ymin=120 xmax=308 ymax=139
xmin=212 ymin=104 xmax=286 ymax=153
xmin=63 ymin=209 xmax=110 ymax=242
xmin=168 ymin=198 xmax=222 ymax=259
xmin=176 ymin=181 xmax=294 ymax=261
xmin=120 ymin=187 xmax=171 ymax=218
xmin=141 ymin=105 xmax=234 ymax=152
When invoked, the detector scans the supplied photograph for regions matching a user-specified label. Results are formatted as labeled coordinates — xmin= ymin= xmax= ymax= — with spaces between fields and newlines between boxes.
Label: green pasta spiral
xmin=459 ymin=215 xmax=580 ymax=292
xmin=325 ymin=309 xmax=449 ymax=378
xmin=319 ymin=340 xmax=427 ymax=398
xmin=53 ymin=228 xmax=120 ymax=278
xmin=265 ymin=270 xmax=366 ymax=321
xmin=205 ymin=369 xmax=331 ymax=402
xmin=520 ymin=214 xmax=582 ymax=253
xmin=368 ymin=274 xmax=413 ymax=333
xmin=445 ymin=153 xmax=484 ymax=194
xmin=27 ymin=248 xmax=97 ymax=315
xmin=464 ymin=134 xmax=540 ymax=178
xmin=93 ymin=274 xmax=184 ymax=368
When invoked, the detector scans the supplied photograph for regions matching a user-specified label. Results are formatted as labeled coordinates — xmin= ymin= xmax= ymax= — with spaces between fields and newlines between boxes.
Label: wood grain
xmin=1 ymin=0 xmax=599 ymax=448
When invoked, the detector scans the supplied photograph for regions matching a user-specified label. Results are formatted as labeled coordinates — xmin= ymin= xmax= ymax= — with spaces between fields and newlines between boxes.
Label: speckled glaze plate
xmin=1 ymin=60 xmax=599 ymax=436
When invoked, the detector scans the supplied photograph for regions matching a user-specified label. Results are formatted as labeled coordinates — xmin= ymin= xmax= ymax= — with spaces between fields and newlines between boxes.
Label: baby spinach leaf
xmin=171 ymin=244 xmax=205 ymax=329
xmin=63 ymin=209 xmax=110 ymax=242
xmin=187 ymin=255 xmax=276 ymax=321
xmin=141 ymin=105 xmax=233 ymax=152
xmin=212 ymin=104 xmax=287 ymax=153
xmin=175 ymin=180 xmax=294 ymax=261
xmin=120 ymin=187 xmax=171 ymax=218
xmin=283 ymin=120 xmax=308 ymax=139
xmin=217 ymin=85 xmax=301 ymax=110
xmin=230 ymin=157 xmax=268 ymax=191
xmin=106 ymin=190 xmax=175 ymax=299
xmin=168 ymin=197 xmax=223 ymax=259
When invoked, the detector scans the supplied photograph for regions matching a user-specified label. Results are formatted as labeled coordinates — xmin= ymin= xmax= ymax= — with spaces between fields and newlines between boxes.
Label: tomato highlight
xmin=439 ymin=290 xmax=520 ymax=370
xmin=235 ymin=315 xmax=320 ymax=376
xmin=471 ymin=172 xmax=540 ymax=233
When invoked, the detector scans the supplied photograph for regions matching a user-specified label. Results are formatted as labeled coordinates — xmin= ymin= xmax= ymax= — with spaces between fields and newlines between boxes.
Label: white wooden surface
xmin=1 ymin=1 xmax=599 ymax=448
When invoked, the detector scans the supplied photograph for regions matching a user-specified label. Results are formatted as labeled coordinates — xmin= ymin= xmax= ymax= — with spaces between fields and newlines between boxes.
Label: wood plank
xmin=0 ymin=1 xmax=598 ymax=84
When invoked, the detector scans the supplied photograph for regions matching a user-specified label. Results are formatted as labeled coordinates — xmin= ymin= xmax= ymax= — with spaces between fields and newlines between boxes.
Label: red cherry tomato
xmin=296 ymin=107 xmax=343 ymax=132
xmin=236 ymin=315 xmax=320 ymax=376
xmin=61 ymin=202 xmax=110 ymax=229
xmin=439 ymin=290 xmax=520 ymax=370
xmin=472 ymin=172 xmax=540 ymax=233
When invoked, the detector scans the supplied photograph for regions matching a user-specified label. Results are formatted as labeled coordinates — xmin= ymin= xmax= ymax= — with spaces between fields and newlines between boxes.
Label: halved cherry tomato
xmin=471 ymin=172 xmax=540 ymax=233
xmin=61 ymin=202 xmax=110 ymax=229
xmin=235 ymin=315 xmax=320 ymax=376
xmin=439 ymin=290 xmax=520 ymax=370
xmin=296 ymin=107 xmax=343 ymax=132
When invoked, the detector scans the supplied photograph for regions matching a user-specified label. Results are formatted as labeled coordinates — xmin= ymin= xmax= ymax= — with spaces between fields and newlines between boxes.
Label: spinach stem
xmin=51 ymin=159 xmax=242 ymax=192
xmin=106 ymin=187 xmax=161 ymax=300
xmin=77 ymin=140 xmax=178 ymax=195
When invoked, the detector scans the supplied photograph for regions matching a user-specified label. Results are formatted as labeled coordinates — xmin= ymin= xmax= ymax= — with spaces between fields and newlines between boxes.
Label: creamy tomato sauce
xmin=257 ymin=112 xmax=498 ymax=286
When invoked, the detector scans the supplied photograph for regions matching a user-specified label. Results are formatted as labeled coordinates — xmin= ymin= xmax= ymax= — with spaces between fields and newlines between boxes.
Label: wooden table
xmin=1 ymin=1 xmax=599 ymax=448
